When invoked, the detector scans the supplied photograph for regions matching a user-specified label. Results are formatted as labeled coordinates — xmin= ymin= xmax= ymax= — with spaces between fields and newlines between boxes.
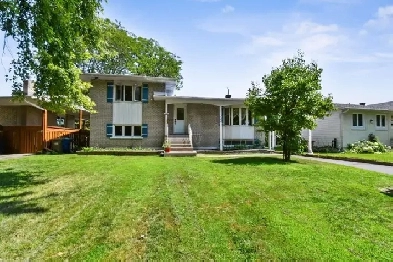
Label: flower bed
xmin=77 ymin=147 xmax=160 ymax=156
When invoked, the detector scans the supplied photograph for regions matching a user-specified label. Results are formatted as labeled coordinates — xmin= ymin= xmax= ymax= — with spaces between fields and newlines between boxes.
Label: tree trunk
xmin=282 ymin=132 xmax=291 ymax=162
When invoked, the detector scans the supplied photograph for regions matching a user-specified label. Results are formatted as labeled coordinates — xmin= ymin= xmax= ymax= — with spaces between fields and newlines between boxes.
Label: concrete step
xmin=170 ymin=144 xmax=192 ymax=147
xmin=164 ymin=151 xmax=197 ymax=157
xmin=170 ymin=147 xmax=194 ymax=152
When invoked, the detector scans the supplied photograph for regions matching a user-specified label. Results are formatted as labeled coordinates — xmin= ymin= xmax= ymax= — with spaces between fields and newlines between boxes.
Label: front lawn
xmin=0 ymin=155 xmax=392 ymax=260
xmin=316 ymin=152 xmax=393 ymax=163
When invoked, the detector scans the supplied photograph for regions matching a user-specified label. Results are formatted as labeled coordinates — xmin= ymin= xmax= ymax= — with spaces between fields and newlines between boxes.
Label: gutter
xmin=24 ymin=99 xmax=45 ymax=111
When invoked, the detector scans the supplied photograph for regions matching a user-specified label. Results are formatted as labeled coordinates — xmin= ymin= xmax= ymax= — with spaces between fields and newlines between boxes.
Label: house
xmin=0 ymin=80 xmax=89 ymax=154
xmin=301 ymin=102 xmax=393 ymax=149
xmin=81 ymin=73 xmax=266 ymax=151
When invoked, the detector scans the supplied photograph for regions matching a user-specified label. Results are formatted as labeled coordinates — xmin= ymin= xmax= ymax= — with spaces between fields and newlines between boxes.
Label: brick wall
xmin=187 ymin=104 xmax=220 ymax=148
xmin=89 ymin=80 xmax=166 ymax=148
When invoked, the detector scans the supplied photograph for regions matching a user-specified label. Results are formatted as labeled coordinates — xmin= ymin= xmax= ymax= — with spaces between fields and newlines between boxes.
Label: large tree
xmin=246 ymin=51 xmax=334 ymax=161
xmin=0 ymin=0 xmax=103 ymax=113
xmin=78 ymin=19 xmax=183 ymax=89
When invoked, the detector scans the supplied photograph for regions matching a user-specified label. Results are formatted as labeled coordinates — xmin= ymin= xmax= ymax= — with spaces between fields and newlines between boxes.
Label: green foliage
xmin=368 ymin=133 xmax=378 ymax=142
xmin=245 ymin=50 xmax=335 ymax=161
xmin=312 ymin=146 xmax=341 ymax=153
xmin=346 ymin=140 xmax=390 ymax=154
xmin=0 ymin=0 xmax=103 ymax=113
xmin=78 ymin=19 xmax=183 ymax=89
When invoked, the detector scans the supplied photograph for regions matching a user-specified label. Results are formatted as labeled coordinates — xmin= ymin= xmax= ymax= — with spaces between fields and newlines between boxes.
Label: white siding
xmin=342 ymin=111 xmax=392 ymax=147
xmin=224 ymin=126 xmax=255 ymax=140
xmin=301 ymin=110 xmax=342 ymax=148
xmin=113 ymin=102 xmax=142 ymax=125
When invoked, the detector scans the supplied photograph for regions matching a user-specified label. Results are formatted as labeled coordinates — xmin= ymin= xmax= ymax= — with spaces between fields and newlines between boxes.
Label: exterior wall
xmin=342 ymin=111 xmax=392 ymax=147
xmin=89 ymin=80 xmax=165 ymax=148
xmin=47 ymin=112 xmax=58 ymax=126
xmin=26 ymin=107 xmax=43 ymax=126
xmin=187 ymin=104 xmax=220 ymax=148
xmin=301 ymin=110 xmax=342 ymax=148
xmin=0 ymin=106 xmax=21 ymax=126
xmin=65 ymin=115 xmax=76 ymax=128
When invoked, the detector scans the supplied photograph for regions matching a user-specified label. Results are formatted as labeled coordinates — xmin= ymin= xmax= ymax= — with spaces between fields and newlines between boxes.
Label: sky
xmin=1 ymin=0 xmax=393 ymax=104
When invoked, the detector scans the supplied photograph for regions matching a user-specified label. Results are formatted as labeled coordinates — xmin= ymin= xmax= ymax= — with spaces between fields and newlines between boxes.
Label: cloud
xmin=294 ymin=21 xmax=338 ymax=35
xmin=222 ymin=5 xmax=234 ymax=13
xmin=365 ymin=5 xmax=393 ymax=29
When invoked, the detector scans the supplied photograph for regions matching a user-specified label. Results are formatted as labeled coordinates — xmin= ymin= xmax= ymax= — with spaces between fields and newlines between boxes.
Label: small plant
xmin=368 ymin=133 xmax=378 ymax=142
xmin=162 ymin=140 xmax=171 ymax=152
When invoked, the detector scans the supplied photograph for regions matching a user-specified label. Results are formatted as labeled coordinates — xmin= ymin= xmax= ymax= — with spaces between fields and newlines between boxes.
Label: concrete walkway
xmin=295 ymin=156 xmax=393 ymax=175
xmin=0 ymin=154 xmax=31 ymax=161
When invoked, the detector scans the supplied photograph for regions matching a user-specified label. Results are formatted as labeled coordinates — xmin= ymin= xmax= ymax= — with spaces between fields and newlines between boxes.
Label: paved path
xmin=0 ymin=154 xmax=31 ymax=161
xmin=295 ymin=156 xmax=393 ymax=175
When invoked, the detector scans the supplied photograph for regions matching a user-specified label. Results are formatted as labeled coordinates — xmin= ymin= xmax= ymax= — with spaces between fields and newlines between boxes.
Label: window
xmin=376 ymin=114 xmax=386 ymax=128
xmin=135 ymin=86 xmax=142 ymax=101
xmin=56 ymin=116 xmax=65 ymax=127
xmin=241 ymin=108 xmax=247 ymax=125
xmin=113 ymin=126 xmax=142 ymax=137
xmin=224 ymin=108 xmax=230 ymax=125
xmin=114 ymin=84 xmax=141 ymax=102
xmin=134 ymin=126 xmax=142 ymax=136
xmin=352 ymin=114 xmax=363 ymax=127
xmin=233 ymin=108 xmax=240 ymax=125
xmin=115 ymin=126 xmax=123 ymax=136
xmin=124 ymin=85 xmax=133 ymax=101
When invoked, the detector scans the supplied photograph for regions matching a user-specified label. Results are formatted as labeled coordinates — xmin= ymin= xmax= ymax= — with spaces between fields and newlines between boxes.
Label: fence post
xmin=42 ymin=109 xmax=48 ymax=149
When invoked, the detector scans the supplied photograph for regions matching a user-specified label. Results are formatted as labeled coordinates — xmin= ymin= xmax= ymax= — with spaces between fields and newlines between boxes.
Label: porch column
xmin=164 ymin=101 xmax=168 ymax=138
xmin=308 ymin=129 xmax=313 ymax=154
xmin=79 ymin=110 xmax=83 ymax=129
xmin=268 ymin=131 xmax=272 ymax=150
xmin=219 ymin=105 xmax=223 ymax=151
xmin=272 ymin=131 xmax=276 ymax=148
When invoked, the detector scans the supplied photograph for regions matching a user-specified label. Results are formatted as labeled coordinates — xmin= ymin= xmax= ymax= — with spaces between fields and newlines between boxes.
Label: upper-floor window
xmin=115 ymin=85 xmax=142 ymax=102
xmin=352 ymin=113 xmax=363 ymax=127
xmin=376 ymin=114 xmax=386 ymax=129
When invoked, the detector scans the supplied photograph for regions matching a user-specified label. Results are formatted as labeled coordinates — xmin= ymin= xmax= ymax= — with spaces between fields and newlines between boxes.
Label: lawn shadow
xmin=211 ymin=156 xmax=299 ymax=166
xmin=381 ymin=188 xmax=393 ymax=197
xmin=0 ymin=168 xmax=48 ymax=189
xmin=0 ymin=200 xmax=48 ymax=215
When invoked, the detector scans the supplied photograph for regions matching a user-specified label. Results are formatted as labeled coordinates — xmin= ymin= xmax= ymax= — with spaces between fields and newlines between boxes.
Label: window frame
xmin=112 ymin=125 xmax=143 ymax=138
xmin=376 ymin=114 xmax=387 ymax=130
xmin=351 ymin=113 xmax=365 ymax=130
xmin=226 ymin=107 xmax=252 ymax=126
xmin=114 ymin=84 xmax=142 ymax=102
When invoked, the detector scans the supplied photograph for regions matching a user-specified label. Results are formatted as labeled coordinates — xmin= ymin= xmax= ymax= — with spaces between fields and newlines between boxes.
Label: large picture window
xmin=225 ymin=107 xmax=253 ymax=126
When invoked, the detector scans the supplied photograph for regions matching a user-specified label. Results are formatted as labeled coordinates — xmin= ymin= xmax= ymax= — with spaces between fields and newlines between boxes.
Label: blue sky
xmin=1 ymin=0 xmax=393 ymax=103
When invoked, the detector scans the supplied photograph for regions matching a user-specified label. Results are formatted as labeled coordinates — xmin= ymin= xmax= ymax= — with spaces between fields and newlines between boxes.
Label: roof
xmin=153 ymin=94 xmax=246 ymax=106
xmin=334 ymin=103 xmax=393 ymax=111
xmin=80 ymin=73 xmax=176 ymax=84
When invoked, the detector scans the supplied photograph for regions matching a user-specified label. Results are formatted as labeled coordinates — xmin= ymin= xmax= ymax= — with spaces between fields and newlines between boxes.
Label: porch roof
xmin=80 ymin=73 xmax=176 ymax=84
xmin=153 ymin=95 xmax=246 ymax=106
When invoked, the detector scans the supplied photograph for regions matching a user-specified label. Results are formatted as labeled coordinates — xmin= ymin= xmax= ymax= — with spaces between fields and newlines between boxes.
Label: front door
xmin=174 ymin=104 xmax=186 ymax=134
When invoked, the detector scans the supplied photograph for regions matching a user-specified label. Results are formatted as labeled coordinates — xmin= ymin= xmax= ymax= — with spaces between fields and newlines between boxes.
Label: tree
xmin=0 ymin=0 xmax=103 ymax=113
xmin=78 ymin=19 xmax=183 ymax=89
xmin=245 ymin=51 xmax=334 ymax=161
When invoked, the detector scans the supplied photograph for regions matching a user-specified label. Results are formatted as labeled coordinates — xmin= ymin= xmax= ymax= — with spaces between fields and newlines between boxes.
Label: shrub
xmin=346 ymin=140 xmax=390 ymax=154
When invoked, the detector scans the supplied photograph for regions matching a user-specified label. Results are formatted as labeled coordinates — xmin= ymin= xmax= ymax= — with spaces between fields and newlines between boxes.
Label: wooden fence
xmin=0 ymin=126 xmax=90 ymax=154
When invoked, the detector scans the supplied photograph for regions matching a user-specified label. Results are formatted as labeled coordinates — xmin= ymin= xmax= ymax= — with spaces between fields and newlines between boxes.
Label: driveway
xmin=295 ymin=156 xmax=393 ymax=175
xmin=0 ymin=154 xmax=31 ymax=161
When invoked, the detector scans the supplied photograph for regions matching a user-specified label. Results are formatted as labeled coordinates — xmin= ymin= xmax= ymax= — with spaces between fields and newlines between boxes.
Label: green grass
xmin=0 ymin=155 xmax=392 ymax=260
xmin=317 ymin=152 xmax=393 ymax=163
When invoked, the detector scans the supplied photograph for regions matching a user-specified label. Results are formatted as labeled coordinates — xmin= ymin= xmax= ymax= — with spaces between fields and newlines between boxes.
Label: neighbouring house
xmin=81 ymin=73 xmax=266 ymax=151
xmin=0 ymin=80 xmax=89 ymax=154
xmin=301 ymin=102 xmax=393 ymax=149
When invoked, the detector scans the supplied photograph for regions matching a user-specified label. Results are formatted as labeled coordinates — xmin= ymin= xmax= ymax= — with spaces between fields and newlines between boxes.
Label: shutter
xmin=107 ymin=82 xmax=114 ymax=103
xmin=142 ymin=124 xmax=148 ymax=138
xmin=142 ymin=83 xmax=149 ymax=103
xmin=106 ymin=124 xmax=113 ymax=137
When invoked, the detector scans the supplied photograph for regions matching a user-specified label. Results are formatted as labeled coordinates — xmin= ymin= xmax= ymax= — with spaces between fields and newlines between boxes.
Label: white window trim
xmin=351 ymin=113 xmax=365 ymax=130
xmin=114 ymin=84 xmax=142 ymax=102
xmin=375 ymin=114 xmax=388 ymax=130
xmin=229 ymin=107 xmax=252 ymax=126
xmin=112 ymin=125 xmax=143 ymax=139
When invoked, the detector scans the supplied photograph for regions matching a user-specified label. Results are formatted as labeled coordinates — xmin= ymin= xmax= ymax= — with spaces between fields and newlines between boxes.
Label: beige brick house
xmin=82 ymin=73 xmax=263 ymax=150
